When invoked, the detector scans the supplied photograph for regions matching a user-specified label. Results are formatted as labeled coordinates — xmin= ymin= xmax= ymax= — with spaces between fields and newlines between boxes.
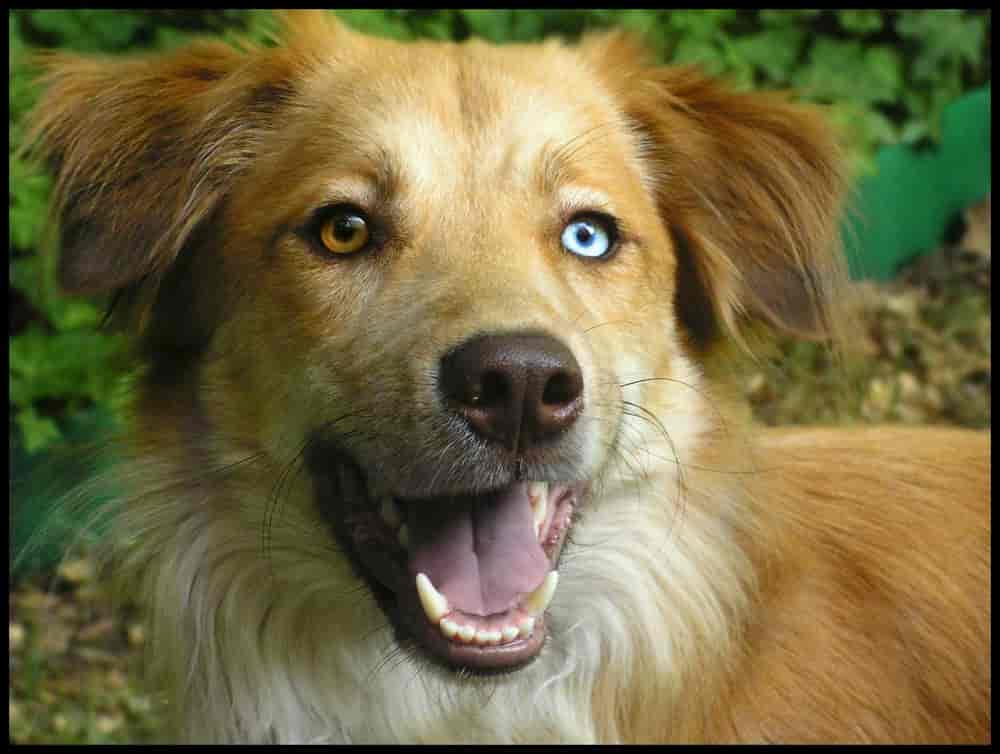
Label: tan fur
xmin=28 ymin=12 xmax=988 ymax=743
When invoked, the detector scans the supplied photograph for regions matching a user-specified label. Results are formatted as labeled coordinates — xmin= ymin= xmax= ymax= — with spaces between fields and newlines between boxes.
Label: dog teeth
xmin=430 ymin=572 xmax=553 ymax=645
xmin=523 ymin=571 xmax=559 ymax=617
xmin=529 ymin=481 xmax=548 ymax=538
xmin=415 ymin=573 xmax=449 ymax=623
xmin=475 ymin=629 xmax=499 ymax=645
xmin=438 ymin=617 xmax=536 ymax=645
xmin=379 ymin=497 xmax=401 ymax=529
xmin=445 ymin=625 xmax=511 ymax=645
xmin=398 ymin=524 xmax=409 ymax=549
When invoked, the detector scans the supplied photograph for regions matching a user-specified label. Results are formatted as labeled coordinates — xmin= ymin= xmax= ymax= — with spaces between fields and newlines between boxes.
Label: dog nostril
xmin=542 ymin=371 xmax=581 ymax=406
xmin=476 ymin=371 xmax=509 ymax=408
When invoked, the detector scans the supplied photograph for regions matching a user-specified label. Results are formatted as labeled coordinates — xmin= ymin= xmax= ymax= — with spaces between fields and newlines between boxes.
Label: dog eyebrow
xmin=557 ymin=185 xmax=615 ymax=216
xmin=537 ymin=140 xmax=577 ymax=195
xmin=343 ymin=143 xmax=402 ymax=205
xmin=537 ymin=123 xmax=616 ymax=196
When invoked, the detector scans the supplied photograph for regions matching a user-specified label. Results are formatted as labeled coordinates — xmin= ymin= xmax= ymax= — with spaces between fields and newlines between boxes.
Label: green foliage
xmin=7 ymin=10 xmax=992 ymax=454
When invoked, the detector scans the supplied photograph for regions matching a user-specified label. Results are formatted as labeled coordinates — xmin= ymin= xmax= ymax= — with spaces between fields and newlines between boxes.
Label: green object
xmin=9 ymin=407 xmax=121 ymax=579
xmin=844 ymin=85 xmax=991 ymax=280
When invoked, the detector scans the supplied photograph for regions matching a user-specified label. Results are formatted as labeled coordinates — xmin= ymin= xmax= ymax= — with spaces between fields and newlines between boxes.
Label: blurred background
xmin=8 ymin=9 xmax=991 ymax=743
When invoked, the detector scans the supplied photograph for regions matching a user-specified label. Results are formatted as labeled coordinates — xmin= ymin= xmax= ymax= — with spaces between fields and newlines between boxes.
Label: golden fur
xmin=28 ymin=12 xmax=989 ymax=743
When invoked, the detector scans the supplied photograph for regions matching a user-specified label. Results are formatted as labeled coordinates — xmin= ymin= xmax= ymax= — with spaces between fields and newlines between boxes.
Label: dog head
xmin=30 ymin=12 xmax=847 ymax=674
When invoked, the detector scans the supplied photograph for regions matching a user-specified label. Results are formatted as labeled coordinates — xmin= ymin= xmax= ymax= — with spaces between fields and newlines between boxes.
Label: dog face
xmin=219 ymin=30 xmax=675 ymax=492
xmin=193 ymin=30 xmax=685 ymax=669
xmin=31 ymin=13 xmax=846 ymax=677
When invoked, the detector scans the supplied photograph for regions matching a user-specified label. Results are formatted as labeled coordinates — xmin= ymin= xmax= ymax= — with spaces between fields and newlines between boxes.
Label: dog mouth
xmin=309 ymin=450 xmax=586 ymax=672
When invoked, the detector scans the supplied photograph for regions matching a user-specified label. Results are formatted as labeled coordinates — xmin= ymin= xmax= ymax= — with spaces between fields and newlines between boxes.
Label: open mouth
xmin=309 ymin=450 xmax=586 ymax=671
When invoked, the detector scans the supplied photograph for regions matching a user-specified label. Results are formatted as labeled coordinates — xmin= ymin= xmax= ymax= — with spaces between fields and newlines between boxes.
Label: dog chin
xmin=306 ymin=444 xmax=589 ymax=672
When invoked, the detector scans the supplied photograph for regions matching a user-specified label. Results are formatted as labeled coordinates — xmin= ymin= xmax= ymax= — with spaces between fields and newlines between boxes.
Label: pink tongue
xmin=406 ymin=483 xmax=549 ymax=616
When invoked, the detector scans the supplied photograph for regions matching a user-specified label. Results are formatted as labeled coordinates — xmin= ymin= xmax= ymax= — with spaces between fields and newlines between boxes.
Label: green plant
xmin=8 ymin=10 xmax=991 ymax=455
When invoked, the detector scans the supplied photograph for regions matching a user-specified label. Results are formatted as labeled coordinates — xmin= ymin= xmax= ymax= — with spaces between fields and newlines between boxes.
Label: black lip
xmin=305 ymin=440 xmax=584 ymax=673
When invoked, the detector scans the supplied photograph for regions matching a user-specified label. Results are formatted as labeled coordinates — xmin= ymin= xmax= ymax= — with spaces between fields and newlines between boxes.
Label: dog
xmin=28 ymin=11 xmax=989 ymax=743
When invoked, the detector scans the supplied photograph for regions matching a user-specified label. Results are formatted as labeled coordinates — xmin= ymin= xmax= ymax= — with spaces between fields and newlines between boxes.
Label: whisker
xmin=582 ymin=318 xmax=641 ymax=335
xmin=618 ymin=375 xmax=735 ymax=440
xmin=622 ymin=398 xmax=687 ymax=499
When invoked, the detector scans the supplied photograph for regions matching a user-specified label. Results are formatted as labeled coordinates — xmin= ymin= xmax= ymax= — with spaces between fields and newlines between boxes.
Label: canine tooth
xmin=458 ymin=625 xmax=476 ymax=643
xmin=528 ymin=481 xmax=549 ymax=503
xmin=529 ymin=482 xmax=549 ymax=538
xmin=379 ymin=497 xmax=401 ymax=528
xmin=501 ymin=625 xmax=519 ymax=642
xmin=398 ymin=524 xmax=409 ymax=549
xmin=415 ymin=573 xmax=449 ymax=624
xmin=524 ymin=571 xmax=559 ymax=616
xmin=440 ymin=619 xmax=459 ymax=639
xmin=518 ymin=617 xmax=536 ymax=638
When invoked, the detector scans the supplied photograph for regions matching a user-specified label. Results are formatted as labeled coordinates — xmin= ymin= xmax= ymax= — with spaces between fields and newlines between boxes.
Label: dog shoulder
xmin=757 ymin=425 xmax=988 ymax=541
xmin=727 ymin=426 xmax=990 ymax=742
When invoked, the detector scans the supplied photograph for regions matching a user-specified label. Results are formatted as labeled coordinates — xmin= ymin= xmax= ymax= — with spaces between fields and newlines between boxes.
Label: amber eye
xmin=317 ymin=207 xmax=371 ymax=255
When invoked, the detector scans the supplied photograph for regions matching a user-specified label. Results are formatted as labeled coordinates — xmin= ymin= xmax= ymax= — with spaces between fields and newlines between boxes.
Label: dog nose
xmin=439 ymin=333 xmax=584 ymax=452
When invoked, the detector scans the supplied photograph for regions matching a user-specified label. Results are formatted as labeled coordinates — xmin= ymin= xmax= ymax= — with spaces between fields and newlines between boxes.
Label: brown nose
xmin=438 ymin=333 xmax=584 ymax=452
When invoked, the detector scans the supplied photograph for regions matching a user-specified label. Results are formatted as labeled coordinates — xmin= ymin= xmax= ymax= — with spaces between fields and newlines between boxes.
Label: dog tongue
xmin=406 ymin=482 xmax=549 ymax=616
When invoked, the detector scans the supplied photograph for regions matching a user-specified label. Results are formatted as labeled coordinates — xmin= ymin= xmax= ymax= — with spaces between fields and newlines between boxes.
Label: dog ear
xmin=580 ymin=32 xmax=850 ymax=347
xmin=25 ymin=11 xmax=346 ymax=297
xmin=28 ymin=42 xmax=254 ymax=295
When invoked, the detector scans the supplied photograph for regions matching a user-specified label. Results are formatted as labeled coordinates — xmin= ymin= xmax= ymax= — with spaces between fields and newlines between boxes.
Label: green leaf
xmin=670 ymin=37 xmax=727 ymax=76
xmin=862 ymin=46 xmax=903 ymax=103
xmin=85 ymin=10 xmax=143 ymax=49
xmin=510 ymin=12 xmax=545 ymax=42
xmin=459 ymin=10 xmax=513 ymax=43
xmin=9 ymin=11 xmax=25 ymax=62
xmin=837 ymin=10 xmax=883 ymax=35
xmin=10 ymin=326 xmax=127 ymax=410
xmin=793 ymin=39 xmax=901 ymax=106
xmin=15 ymin=405 xmax=63 ymax=454
xmin=9 ymin=256 xmax=41 ymax=305
xmin=50 ymin=299 xmax=104 ymax=331
xmin=613 ymin=9 xmax=659 ymax=37
xmin=404 ymin=10 xmax=455 ymax=41
xmin=898 ymin=120 xmax=930 ymax=145
xmin=8 ymin=155 xmax=52 ymax=252
xmin=896 ymin=10 xmax=987 ymax=80
xmin=730 ymin=26 xmax=806 ymax=84
xmin=666 ymin=10 xmax=736 ymax=38
xmin=759 ymin=10 xmax=822 ymax=27
xmin=335 ymin=10 xmax=412 ymax=41
xmin=154 ymin=26 xmax=193 ymax=51
xmin=27 ymin=10 xmax=83 ymax=37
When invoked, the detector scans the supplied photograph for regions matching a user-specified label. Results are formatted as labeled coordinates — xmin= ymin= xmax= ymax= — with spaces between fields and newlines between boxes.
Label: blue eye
xmin=560 ymin=215 xmax=616 ymax=259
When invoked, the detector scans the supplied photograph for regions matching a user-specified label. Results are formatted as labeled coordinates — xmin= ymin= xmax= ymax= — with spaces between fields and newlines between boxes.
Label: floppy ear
xmin=580 ymin=33 xmax=850 ymax=347
xmin=26 ymin=11 xmax=345 ymax=299
xmin=29 ymin=41 xmax=256 ymax=295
